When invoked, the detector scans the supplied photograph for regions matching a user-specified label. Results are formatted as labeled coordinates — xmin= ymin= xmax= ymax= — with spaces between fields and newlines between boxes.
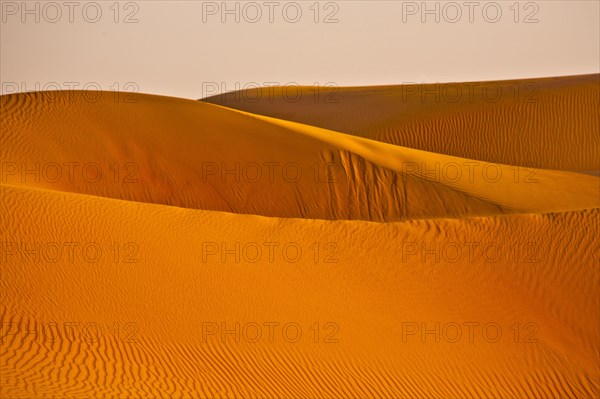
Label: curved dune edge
xmin=201 ymin=74 xmax=600 ymax=172
xmin=1 ymin=91 xmax=599 ymax=222
xmin=211 ymin=102 xmax=600 ymax=214
xmin=1 ymin=183 xmax=598 ymax=398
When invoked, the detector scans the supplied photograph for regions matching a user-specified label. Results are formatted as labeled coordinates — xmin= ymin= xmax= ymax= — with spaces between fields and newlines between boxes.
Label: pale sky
xmin=1 ymin=0 xmax=598 ymax=99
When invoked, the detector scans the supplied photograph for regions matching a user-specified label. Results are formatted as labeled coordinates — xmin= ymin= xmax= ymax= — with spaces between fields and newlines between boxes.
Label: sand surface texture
xmin=1 ymin=76 xmax=599 ymax=398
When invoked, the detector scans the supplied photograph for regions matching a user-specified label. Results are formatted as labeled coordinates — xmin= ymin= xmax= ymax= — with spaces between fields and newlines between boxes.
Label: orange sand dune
xmin=1 ymin=81 xmax=599 ymax=398
xmin=1 ymin=183 xmax=598 ymax=398
xmin=2 ymin=91 xmax=598 ymax=222
xmin=202 ymin=74 xmax=600 ymax=172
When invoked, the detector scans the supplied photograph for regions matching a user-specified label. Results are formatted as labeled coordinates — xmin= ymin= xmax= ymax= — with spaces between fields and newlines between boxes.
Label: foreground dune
xmin=1 ymin=78 xmax=599 ymax=398
xmin=1 ymin=183 xmax=598 ymax=398
xmin=2 ymin=91 xmax=598 ymax=222
xmin=202 ymin=74 xmax=600 ymax=172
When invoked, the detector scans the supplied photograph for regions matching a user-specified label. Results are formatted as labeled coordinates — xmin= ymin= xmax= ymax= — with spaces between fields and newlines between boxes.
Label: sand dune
xmin=1 ymin=183 xmax=598 ymax=398
xmin=2 ymin=91 xmax=598 ymax=222
xmin=1 ymin=77 xmax=599 ymax=398
xmin=202 ymin=74 xmax=600 ymax=172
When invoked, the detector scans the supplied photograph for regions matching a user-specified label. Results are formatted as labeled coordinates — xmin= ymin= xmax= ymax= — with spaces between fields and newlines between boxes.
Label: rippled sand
xmin=1 ymin=77 xmax=599 ymax=398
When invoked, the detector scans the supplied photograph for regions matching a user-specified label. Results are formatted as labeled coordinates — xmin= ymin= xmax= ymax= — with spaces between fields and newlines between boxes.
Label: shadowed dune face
xmin=1 ymin=77 xmax=599 ymax=398
xmin=202 ymin=75 xmax=600 ymax=172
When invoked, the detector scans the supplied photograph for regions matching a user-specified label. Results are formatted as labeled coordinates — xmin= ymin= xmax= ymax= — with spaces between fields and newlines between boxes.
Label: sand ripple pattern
xmin=1 ymin=78 xmax=598 ymax=398
xmin=1 ymin=184 xmax=598 ymax=398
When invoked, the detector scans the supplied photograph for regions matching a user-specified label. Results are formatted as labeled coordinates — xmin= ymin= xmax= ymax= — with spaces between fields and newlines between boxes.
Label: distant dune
xmin=1 ymin=76 xmax=599 ymax=398
xmin=202 ymin=74 xmax=600 ymax=172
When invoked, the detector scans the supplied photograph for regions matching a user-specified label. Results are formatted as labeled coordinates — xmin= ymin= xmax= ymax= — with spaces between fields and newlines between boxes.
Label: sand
xmin=202 ymin=74 xmax=600 ymax=172
xmin=1 ymin=77 xmax=599 ymax=398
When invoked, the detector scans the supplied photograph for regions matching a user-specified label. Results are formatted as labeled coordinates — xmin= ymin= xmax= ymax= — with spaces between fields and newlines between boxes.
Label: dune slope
xmin=202 ymin=74 xmax=600 ymax=172
xmin=2 ymin=91 xmax=598 ymax=222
